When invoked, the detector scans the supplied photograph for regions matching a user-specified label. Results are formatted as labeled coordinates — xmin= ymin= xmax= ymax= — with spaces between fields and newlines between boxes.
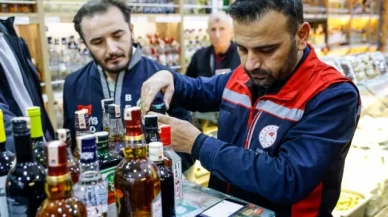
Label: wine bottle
xmin=0 ymin=109 xmax=15 ymax=217
xmin=56 ymin=128 xmax=80 ymax=184
xmin=26 ymin=106 xmax=46 ymax=168
xmin=101 ymin=99 xmax=114 ymax=133
xmin=149 ymin=141 xmax=176 ymax=217
xmin=35 ymin=141 xmax=87 ymax=217
xmin=6 ymin=117 xmax=46 ymax=217
xmin=114 ymin=107 xmax=162 ymax=217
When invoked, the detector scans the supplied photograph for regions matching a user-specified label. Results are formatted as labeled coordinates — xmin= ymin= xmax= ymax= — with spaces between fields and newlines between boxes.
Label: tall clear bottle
xmin=149 ymin=142 xmax=176 ymax=217
xmin=6 ymin=117 xmax=46 ymax=217
xmin=107 ymin=104 xmax=124 ymax=156
xmin=95 ymin=131 xmax=122 ymax=217
xmin=0 ymin=109 xmax=15 ymax=217
xmin=36 ymin=141 xmax=87 ymax=217
xmin=26 ymin=106 xmax=46 ymax=168
xmin=114 ymin=107 xmax=162 ymax=217
xmin=73 ymin=134 xmax=108 ymax=217
xmin=74 ymin=109 xmax=91 ymax=160
xmin=101 ymin=99 xmax=114 ymax=133
xmin=56 ymin=129 xmax=80 ymax=184
xmin=160 ymin=125 xmax=183 ymax=200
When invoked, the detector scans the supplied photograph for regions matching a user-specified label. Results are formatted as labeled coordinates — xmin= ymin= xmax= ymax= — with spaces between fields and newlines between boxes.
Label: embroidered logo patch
xmin=259 ymin=125 xmax=279 ymax=149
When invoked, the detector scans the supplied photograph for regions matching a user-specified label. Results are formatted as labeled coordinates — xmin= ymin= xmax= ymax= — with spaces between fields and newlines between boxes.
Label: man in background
xmin=186 ymin=11 xmax=240 ymax=78
xmin=63 ymin=0 xmax=194 ymax=172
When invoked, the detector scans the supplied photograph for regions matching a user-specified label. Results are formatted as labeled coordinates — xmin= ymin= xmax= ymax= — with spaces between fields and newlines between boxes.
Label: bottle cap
xmin=150 ymin=102 xmax=166 ymax=114
xmin=108 ymin=104 xmax=121 ymax=118
xmin=75 ymin=109 xmax=89 ymax=130
xmin=144 ymin=114 xmax=158 ymax=128
xmin=124 ymin=107 xmax=142 ymax=124
xmin=101 ymin=99 xmax=114 ymax=112
xmin=45 ymin=141 xmax=68 ymax=176
xmin=95 ymin=131 xmax=109 ymax=144
xmin=149 ymin=142 xmax=163 ymax=162
xmin=26 ymin=106 xmax=41 ymax=117
xmin=79 ymin=134 xmax=97 ymax=163
xmin=159 ymin=125 xmax=171 ymax=146
xmin=56 ymin=129 xmax=71 ymax=148
xmin=0 ymin=109 xmax=5 ymax=143
xmin=11 ymin=117 xmax=30 ymax=134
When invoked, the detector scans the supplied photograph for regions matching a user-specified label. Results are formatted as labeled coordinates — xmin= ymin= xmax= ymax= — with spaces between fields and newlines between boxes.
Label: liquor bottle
xmin=101 ymin=99 xmax=114 ymax=133
xmin=56 ymin=129 xmax=80 ymax=184
xmin=150 ymin=102 xmax=167 ymax=114
xmin=6 ymin=117 xmax=46 ymax=217
xmin=35 ymin=141 xmax=87 ymax=217
xmin=95 ymin=131 xmax=122 ymax=217
xmin=74 ymin=109 xmax=91 ymax=160
xmin=73 ymin=134 xmax=108 ymax=217
xmin=144 ymin=114 xmax=160 ymax=144
xmin=114 ymin=107 xmax=162 ymax=217
xmin=160 ymin=125 xmax=183 ymax=200
xmin=0 ymin=109 xmax=15 ymax=217
xmin=26 ymin=106 xmax=46 ymax=168
xmin=149 ymin=142 xmax=176 ymax=217
xmin=107 ymin=104 xmax=124 ymax=156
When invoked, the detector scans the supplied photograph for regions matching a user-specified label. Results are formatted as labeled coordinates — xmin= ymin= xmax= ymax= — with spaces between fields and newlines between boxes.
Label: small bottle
xmin=56 ymin=128 xmax=80 ymax=184
xmin=114 ymin=107 xmax=162 ymax=217
xmin=107 ymin=104 xmax=124 ymax=156
xmin=26 ymin=106 xmax=46 ymax=168
xmin=73 ymin=134 xmax=108 ymax=217
xmin=95 ymin=131 xmax=122 ymax=217
xmin=6 ymin=117 xmax=46 ymax=217
xmin=160 ymin=125 xmax=183 ymax=200
xmin=150 ymin=102 xmax=167 ymax=114
xmin=36 ymin=141 xmax=87 ymax=217
xmin=0 ymin=109 xmax=15 ymax=217
xmin=144 ymin=114 xmax=161 ymax=144
xmin=101 ymin=99 xmax=114 ymax=133
xmin=149 ymin=142 xmax=176 ymax=217
xmin=74 ymin=109 xmax=91 ymax=160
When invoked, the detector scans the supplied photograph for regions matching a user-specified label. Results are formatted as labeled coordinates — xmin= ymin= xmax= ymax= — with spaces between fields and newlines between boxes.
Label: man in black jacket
xmin=186 ymin=11 xmax=240 ymax=78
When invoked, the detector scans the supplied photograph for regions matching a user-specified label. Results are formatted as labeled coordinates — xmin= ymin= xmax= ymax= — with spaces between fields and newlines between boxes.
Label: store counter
xmin=177 ymin=180 xmax=275 ymax=217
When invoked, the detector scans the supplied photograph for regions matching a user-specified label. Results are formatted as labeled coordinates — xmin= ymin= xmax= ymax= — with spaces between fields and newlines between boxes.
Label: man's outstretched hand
xmin=141 ymin=70 xmax=175 ymax=114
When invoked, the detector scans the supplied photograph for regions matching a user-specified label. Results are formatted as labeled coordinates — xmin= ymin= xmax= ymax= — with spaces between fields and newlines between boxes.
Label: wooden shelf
xmin=0 ymin=13 xmax=38 ymax=24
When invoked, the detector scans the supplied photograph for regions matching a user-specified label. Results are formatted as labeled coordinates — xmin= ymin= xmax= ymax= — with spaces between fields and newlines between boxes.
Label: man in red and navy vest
xmin=141 ymin=0 xmax=360 ymax=216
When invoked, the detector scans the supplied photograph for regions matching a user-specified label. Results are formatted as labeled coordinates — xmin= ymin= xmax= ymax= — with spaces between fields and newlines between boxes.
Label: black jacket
xmin=186 ymin=43 xmax=240 ymax=78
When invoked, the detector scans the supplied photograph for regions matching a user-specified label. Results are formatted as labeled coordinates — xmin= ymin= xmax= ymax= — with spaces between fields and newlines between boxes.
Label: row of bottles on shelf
xmin=135 ymin=33 xmax=181 ymax=67
xmin=129 ymin=0 xmax=176 ymax=14
xmin=303 ymin=0 xmax=378 ymax=14
xmin=184 ymin=28 xmax=211 ymax=64
xmin=0 ymin=2 xmax=34 ymax=13
xmin=0 ymin=101 xmax=182 ymax=217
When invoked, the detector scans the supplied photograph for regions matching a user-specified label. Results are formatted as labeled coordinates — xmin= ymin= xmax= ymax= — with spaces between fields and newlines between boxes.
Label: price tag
xmin=48 ymin=145 xmax=59 ymax=167
xmin=78 ymin=112 xmax=86 ymax=129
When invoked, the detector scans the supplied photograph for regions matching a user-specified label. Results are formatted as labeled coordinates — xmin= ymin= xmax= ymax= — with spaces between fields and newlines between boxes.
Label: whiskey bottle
xmin=26 ymin=106 xmax=46 ymax=168
xmin=107 ymin=104 xmax=124 ymax=156
xmin=101 ymin=99 xmax=114 ymax=133
xmin=95 ymin=131 xmax=122 ymax=217
xmin=73 ymin=134 xmax=108 ymax=217
xmin=6 ymin=117 xmax=46 ymax=217
xmin=114 ymin=107 xmax=162 ymax=217
xmin=150 ymin=102 xmax=167 ymax=114
xmin=56 ymin=129 xmax=80 ymax=184
xmin=35 ymin=141 xmax=87 ymax=217
xmin=144 ymin=114 xmax=160 ymax=144
xmin=0 ymin=109 xmax=15 ymax=217
xmin=149 ymin=142 xmax=176 ymax=217
xmin=74 ymin=109 xmax=91 ymax=160
xmin=160 ymin=125 xmax=183 ymax=200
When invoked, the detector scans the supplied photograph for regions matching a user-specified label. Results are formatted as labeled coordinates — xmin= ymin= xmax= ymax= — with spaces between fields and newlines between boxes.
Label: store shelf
xmin=0 ymin=0 xmax=36 ymax=4
xmin=0 ymin=13 xmax=39 ymax=24
xmin=40 ymin=80 xmax=65 ymax=87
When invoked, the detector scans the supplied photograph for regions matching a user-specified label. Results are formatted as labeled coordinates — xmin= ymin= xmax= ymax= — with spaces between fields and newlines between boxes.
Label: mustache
xmin=105 ymin=53 xmax=125 ymax=62
xmin=244 ymin=67 xmax=272 ymax=76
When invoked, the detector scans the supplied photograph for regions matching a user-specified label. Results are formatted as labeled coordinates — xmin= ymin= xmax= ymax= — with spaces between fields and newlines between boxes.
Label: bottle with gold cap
xmin=0 ymin=109 xmax=15 ymax=217
xmin=26 ymin=106 xmax=46 ymax=168
xmin=36 ymin=140 xmax=87 ymax=217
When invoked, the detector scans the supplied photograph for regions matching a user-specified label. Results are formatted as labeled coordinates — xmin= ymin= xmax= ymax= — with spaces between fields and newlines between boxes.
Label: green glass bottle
xmin=26 ymin=106 xmax=46 ymax=168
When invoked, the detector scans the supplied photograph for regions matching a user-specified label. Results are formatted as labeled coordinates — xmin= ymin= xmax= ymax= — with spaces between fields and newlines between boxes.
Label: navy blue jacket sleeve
xmin=172 ymin=71 xmax=231 ymax=112
xmin=193 ymin=82 xmax=359 ymax=204
xmin=0 ymin=101 xmax=16 ymax=152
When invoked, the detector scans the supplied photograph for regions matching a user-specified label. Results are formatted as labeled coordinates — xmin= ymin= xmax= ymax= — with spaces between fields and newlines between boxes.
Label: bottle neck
xmin=109 ymin=118 xmax=124 ymax=135
xmin=13 ymin=133 xmax=34 ymax=162
xmin=163 ymin=145 xmax=173 ymax=151
xmin=102 ymin=113 xmax=109 ymax=127
xmin=66 ymin=147 xmax=77 ymax=161
xmin=0 ymin=141 xmax=6 ymax=152
xmin=29 ymin=115 xmax=43 ymax=139
xmin=145 ymin=129 xmax=160 ymax=143
xmin=46 ymin=173 xmax=73 ymax=200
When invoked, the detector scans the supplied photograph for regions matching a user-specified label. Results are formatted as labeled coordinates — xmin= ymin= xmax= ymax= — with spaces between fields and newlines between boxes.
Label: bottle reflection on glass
xmin=56 ymin=128 xmax=80 ymax=184
xmin=6 ymin=117 xmax=46 ymax=217
xmin=35 ymin=141 xmax=87 ymax=217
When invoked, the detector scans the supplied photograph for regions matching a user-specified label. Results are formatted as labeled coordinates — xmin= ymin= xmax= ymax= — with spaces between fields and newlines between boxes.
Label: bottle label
xmin=47 ymin=145 xmax=59 ymax=167
xmin=151 ymin=193 xmax=162 ymax=217
xmin=0 ymin=176 xmax=9 ymax=217
xmin=76 ymin=184 xmax=108 ymax=217
xmin=77 ymin=113 xmax=86 ymax=129
xmin=173 ymin=161 xmax=183 ymax=199
xmin=101 ymin=167 xmax=117 ymax=217
xmin=7 ymin=197 xmax=29 ymax=217
xmin=115 ymin=106 xmax=120 ymax=118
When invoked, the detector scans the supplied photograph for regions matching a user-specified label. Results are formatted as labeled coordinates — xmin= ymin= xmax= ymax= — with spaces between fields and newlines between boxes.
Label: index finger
xmin=140 ymin=84 xmax=157 ymax=114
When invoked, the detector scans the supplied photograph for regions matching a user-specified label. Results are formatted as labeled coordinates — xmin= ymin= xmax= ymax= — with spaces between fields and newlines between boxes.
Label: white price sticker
xmin=48 ymin=146 xmax=59 ymax=167
xmin=115 ymin=106 xmax=120 ymax=118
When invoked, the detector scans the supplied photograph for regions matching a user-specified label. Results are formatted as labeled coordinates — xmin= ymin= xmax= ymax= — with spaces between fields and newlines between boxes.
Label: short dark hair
xmin=73 ymin=0 xmax=132 ymax=39
xmin=226 ymin=0 xmax=304 ymax=34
